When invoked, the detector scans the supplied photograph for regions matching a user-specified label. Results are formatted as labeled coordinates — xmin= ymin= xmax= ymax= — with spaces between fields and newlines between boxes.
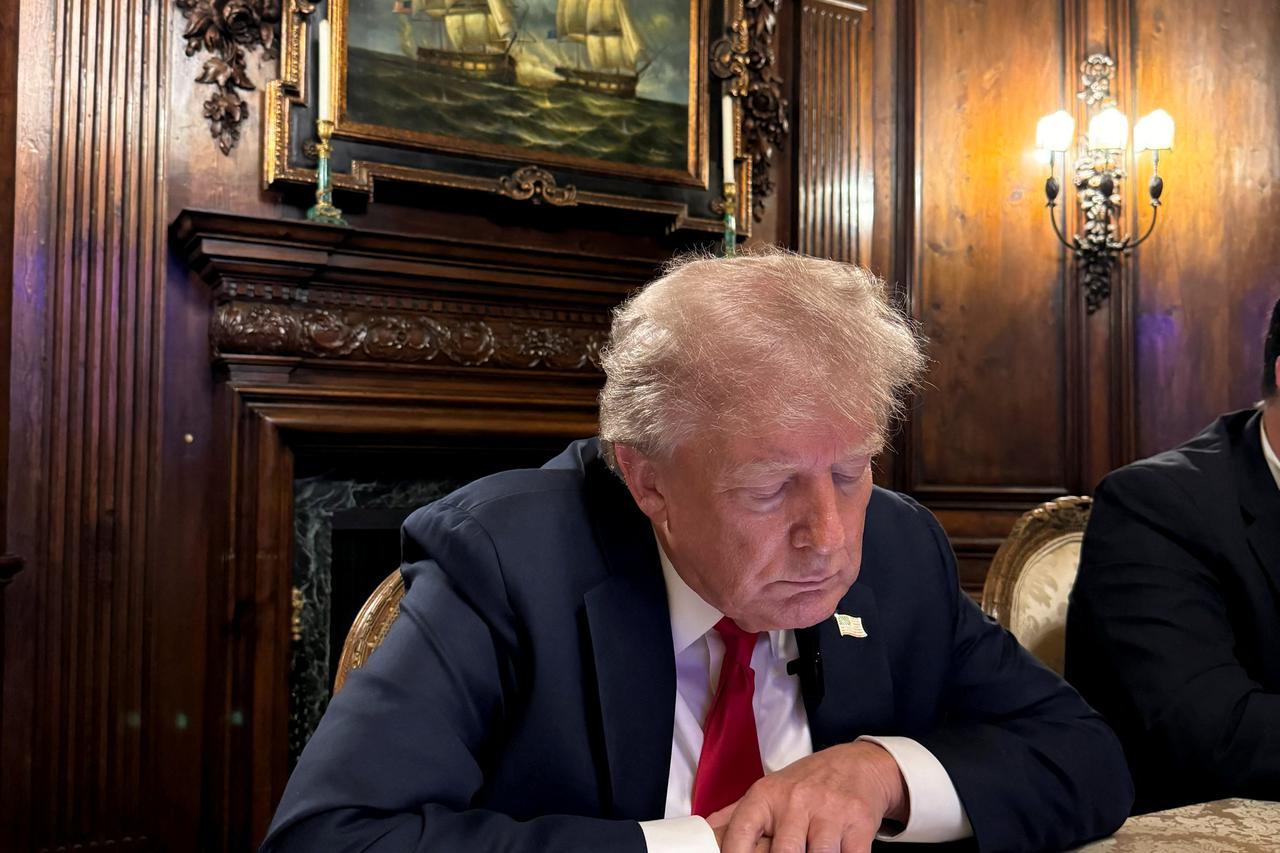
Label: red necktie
xmin=691 ymin=617 xmax=764 ymax=817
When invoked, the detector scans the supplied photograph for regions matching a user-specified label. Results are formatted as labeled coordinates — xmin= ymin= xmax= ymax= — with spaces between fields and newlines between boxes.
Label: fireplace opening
xmin=289 ymin=439 xmax=570 ymax=763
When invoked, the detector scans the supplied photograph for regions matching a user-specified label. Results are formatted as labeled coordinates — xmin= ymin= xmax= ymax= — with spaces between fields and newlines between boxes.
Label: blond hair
xmin=598 ymin=248 xmax=926 ymax=468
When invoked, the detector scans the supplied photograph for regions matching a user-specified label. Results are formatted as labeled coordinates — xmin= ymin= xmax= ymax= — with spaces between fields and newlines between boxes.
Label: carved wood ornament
xmin=177 ymin=0 xmax=304 ymax=154
xmin=712 ymin=0 xmax=791 ymax=222
xmin=496 ymin=166 xmax=579 ymax=207
xmin=211 ymin=301 xmax=606 ymax=371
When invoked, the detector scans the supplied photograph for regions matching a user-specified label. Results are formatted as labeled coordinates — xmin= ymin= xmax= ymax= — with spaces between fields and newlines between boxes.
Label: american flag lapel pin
xmin=834 ymin=612 xmax=868 ymax=639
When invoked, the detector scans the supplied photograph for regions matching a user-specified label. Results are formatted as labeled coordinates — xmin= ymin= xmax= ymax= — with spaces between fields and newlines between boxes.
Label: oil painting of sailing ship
xmin=340 ymin=0 xmax=695 ymax=174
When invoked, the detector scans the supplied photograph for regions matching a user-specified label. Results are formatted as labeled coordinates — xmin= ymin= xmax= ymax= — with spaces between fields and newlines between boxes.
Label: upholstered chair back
xmin=981 ymin=496 xmax=1092 ymax=675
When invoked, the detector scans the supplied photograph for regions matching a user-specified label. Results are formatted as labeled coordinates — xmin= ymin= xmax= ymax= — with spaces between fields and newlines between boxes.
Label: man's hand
xmin=710 ymin=740 xmax=908 ymax=853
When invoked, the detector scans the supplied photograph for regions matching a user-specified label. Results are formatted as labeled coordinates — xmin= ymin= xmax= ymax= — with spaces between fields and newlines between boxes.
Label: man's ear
xmin=613 ymin=444 xmax=668 ymax=523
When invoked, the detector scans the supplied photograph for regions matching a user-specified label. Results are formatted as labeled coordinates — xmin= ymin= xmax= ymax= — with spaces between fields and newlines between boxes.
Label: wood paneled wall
xmin=1131 ymin=0 xmax=1280 ymax=457
xmin=3 ymin=0 xmax=172 ymax=848
xmin=903 ymin=0 xmax=1073 ymax=588
xmin=3 ymin=0 xmax=1280 ymax=848
xmin=877 ymin=0 xmax=1280 ymax=591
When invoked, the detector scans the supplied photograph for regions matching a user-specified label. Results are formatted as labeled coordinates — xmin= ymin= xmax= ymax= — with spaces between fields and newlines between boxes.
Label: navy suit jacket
xmin=1067 ymin=410 xmax=1280 ymax=813
xmin=263 ymin=439 xmax=1131 ymax=853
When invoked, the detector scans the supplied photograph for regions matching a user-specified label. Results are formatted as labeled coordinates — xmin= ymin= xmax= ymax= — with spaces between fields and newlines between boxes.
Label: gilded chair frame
xmin=333 ymin=568 xmax=406 ymax=695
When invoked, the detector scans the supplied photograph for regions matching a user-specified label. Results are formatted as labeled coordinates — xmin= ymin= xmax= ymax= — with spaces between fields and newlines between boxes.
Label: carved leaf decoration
xmin=182 ymin=9 xmax=215 ymax=44
xmin=232 ymin=59 xmax=255 ymax=90
xmin=203 ymin=27 xmax=225 ymax=54
xmin=204 ymin=91 xmax=247 ymax=155
xmin=197 ymin=57 xmax=253 ymax=90
xmin=176 ymin=0 xmax=282 ymax=155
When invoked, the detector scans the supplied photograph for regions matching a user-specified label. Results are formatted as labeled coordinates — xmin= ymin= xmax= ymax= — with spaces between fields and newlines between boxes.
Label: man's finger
xmin=720 ymin=795 xmax=772 ymax=853
xmin=803 ymin=816 xmax=845 ymax=853
xmin=706 ymin=801 xmax=738 ymax=829
xmin=840 ymin=821 xmax=876 ymax=853
xmin=765 ymin=792 xmax=812 ymax=853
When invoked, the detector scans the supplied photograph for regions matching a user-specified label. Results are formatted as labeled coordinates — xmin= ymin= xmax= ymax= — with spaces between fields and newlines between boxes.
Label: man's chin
xmin=746 ymin=587 xmax=846 ymax=632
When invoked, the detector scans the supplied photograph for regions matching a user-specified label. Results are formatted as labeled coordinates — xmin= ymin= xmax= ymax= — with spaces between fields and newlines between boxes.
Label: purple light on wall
xmin=1136 ymin=310 xmax=1181 ymax=355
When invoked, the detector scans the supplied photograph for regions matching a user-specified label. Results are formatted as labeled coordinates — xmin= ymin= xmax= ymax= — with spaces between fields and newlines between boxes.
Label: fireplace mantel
xmin=171 ymin=209 xmax=659 ymax=846
xmin=171 ymin=209 xmax=662 ymax=383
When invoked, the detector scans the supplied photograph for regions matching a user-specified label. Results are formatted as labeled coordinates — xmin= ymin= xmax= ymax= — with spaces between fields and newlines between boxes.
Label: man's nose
xmin=791 ymin=478 xmax=846 ymax=553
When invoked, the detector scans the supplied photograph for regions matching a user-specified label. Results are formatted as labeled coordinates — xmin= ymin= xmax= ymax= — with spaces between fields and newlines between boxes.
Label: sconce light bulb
xmin=1036 ymin=110 xmax=1075 ymax=153
xmin=1134 ymin=108 xmax=1175 ymax=152
xmin=1087 ymin=107 xmax=1129 ymax=151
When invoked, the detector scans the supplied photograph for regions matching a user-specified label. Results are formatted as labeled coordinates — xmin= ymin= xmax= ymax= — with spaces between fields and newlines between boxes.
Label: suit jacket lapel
xmin=581 ymin=455 xmax=675 ymax=820
xmin=1233 ymin=414 xmax=1280 ymax=589
xmin=803 ymin=583 xmax=896 ymax=751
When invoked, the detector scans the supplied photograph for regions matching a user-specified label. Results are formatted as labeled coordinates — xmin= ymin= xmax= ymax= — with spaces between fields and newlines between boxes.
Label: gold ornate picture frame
xmin=263 ymin=0 xmax=754 ymax=236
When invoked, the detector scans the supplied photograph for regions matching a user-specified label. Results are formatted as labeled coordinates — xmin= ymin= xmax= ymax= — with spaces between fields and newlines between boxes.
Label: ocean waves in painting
xmin=346 ymin=47 xmax=688 ymax=171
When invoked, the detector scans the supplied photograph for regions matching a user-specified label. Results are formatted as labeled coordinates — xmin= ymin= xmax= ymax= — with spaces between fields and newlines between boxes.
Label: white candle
xmin=318 ymin=18 xmax=332 ymax=122
xmin=721 ymin=94 xmax=735 ymax=185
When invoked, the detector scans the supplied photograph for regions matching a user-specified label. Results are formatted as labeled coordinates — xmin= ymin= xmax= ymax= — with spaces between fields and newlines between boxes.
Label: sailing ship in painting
xmin=392 ymin=0 xmax=648 ymax=98
xmin=553 ymin=0 xmax=650 ymax=98
xmin=395 ymin=0 xmax=519 ymax=83
xmin=350 ymin=0 xmax=687 ymax=168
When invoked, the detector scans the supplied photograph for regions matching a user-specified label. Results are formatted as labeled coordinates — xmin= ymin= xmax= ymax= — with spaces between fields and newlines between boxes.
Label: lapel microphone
xmin=786 ymin=625 xmax=825 ymax=706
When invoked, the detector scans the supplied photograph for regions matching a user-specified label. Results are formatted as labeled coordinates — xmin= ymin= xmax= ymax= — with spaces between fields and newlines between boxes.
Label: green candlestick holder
xmin=306 ymin=119 xmax=348 ymax=227
xmin=723 ymin=181 xmax=737 ymax=257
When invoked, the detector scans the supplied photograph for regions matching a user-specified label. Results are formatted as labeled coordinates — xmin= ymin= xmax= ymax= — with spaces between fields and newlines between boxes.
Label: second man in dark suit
xmin=1067 ymin=297 xmax=1280 ymax=813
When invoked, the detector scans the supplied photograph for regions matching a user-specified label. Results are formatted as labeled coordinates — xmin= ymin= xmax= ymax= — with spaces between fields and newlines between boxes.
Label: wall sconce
xmin=1037 ymin=55 xmax=1174 ymax=312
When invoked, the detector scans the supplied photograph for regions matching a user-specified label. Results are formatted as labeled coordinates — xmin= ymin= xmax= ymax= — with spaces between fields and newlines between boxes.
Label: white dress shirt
xmin=1262 ymin=415 xmax=1280 ymax=491
xmin=638 ymin=545 xmax=972 ymax=852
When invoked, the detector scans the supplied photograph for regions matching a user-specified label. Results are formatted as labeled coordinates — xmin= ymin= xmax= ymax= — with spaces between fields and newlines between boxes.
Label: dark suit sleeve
xmin=1066 ymin=466 xmax=1280 ymax=805
xmin=909 ymin=507 xmax=1133 ymax=853
xmin=259 ymin=502 xmax=645 ymax=853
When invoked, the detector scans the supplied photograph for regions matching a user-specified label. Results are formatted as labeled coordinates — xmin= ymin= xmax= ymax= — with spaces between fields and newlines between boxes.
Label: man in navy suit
xmin=1067 ymin=297 xmax=1280 ymax=813
xmin=263 ymin=251 xmax=1132 ymax=852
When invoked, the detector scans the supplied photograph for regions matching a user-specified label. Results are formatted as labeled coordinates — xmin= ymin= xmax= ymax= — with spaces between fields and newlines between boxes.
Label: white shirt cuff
xmin=639 ymin=815 xmax=719 ymax=853
xmin=858 ymin=735 xmax=973 ymax=843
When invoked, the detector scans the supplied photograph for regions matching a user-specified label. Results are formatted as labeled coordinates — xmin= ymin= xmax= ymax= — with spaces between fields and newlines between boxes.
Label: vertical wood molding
xmin=3 ymin=0 xmax=168 ymax=848
xmin=873 ymin=0 xmax=915 ymax=492
xmin=0 ymin=1 xmax=19 ymax=841
xmin=1072 ymin=0 xmax=1139 ymax=488
xmin=0 ymin=0 xmax=16 ymax=576
xmin=794 ymin=0 xmax=872 ymax=262
xmin=204 ymin=391 xmax=295 ymax=851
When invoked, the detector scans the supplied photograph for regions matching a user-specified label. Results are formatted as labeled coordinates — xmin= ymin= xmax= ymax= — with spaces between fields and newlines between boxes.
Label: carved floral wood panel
xmin=176 ymin=0 xmax=301 ymax=154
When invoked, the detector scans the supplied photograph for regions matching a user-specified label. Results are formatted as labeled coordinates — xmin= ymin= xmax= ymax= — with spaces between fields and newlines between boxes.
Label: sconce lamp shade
xmin=1134 ymin=109 xmax=1175 ymax=151
xmin=1036 ymin=110 xmax=1076 ymax=152
xmin=1087 ymin=107 xmax=1129 ymax=150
